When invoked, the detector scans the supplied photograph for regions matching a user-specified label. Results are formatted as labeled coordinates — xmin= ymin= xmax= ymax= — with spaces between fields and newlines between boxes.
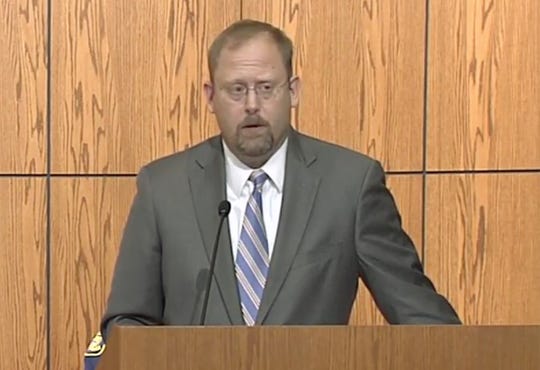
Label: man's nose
xmin=244 ymin=89 xmax=260 ymax=114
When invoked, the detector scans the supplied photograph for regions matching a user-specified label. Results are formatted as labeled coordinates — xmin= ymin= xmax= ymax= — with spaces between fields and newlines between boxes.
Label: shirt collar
xmin=223 ymin=137 xmax=288 ymax=198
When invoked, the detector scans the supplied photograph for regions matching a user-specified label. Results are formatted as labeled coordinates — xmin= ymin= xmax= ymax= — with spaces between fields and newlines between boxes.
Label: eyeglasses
xmin=220 ymin=80 xmax=290 ymax=102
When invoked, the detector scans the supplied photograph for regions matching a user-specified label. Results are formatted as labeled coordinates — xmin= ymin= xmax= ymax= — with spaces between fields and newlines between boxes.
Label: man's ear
xmin=203 ymin=81 xmax=215 ymax=113
xmin=289 ymin=76 xmax=301 ymax=108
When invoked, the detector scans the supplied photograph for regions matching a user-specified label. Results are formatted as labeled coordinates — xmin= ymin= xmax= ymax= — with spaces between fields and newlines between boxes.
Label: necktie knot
xmin=249 ymin=170 xmax=268 ymax=192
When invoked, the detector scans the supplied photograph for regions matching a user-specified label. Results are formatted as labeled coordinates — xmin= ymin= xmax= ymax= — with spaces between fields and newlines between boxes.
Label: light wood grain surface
xmin=50 ymin=177 xmax=136 ymax=370
xmin=51 ymin=0 xmax=240 ymax=173
xmin=100 ymin=326 xmax=540 ymax=370
xmin=0 ymin=0 xmax=47 ymax=173
xmin=426 ymin=173 xmax=540 ymax=324
xmin=427 ymin=0 xmax=540 ymax=170
xmin=0 ymin=179 xmax=47 ymax=370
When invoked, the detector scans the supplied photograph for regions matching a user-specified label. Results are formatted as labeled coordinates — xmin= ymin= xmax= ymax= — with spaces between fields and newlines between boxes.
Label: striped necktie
xmin=235 ymin=170 xmax=269 ymax=326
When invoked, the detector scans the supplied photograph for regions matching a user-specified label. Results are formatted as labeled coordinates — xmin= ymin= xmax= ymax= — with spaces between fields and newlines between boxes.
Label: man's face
xmin=204 ymin=34 xmax=300 ymax=168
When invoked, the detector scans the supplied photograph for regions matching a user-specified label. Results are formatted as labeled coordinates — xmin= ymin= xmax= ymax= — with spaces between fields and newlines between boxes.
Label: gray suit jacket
xmin=101 ymin=131 xmax=460 ymax=339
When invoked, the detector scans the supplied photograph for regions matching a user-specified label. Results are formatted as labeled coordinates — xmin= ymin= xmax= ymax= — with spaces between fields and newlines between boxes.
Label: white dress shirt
xmin=223 ymin=138 xmax=287 ymax=261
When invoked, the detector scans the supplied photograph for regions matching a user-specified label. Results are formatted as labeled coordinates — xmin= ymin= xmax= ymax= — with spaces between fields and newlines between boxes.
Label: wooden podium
xmin=97 ymin=325 xmax=540 ymax=370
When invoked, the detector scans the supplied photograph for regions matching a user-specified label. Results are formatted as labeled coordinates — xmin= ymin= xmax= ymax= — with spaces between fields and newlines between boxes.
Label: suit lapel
xmin=189 ymin=137 xmax=243 ymax=325
xmin=256 ymin=132 xmax=320 ymax=324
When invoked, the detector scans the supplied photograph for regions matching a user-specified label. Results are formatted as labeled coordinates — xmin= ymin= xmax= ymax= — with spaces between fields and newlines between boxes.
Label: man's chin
xmin=239 ymin=145 xmax=272 ymax=159
xmin=236 ymin=139 xmax=273 ymax=164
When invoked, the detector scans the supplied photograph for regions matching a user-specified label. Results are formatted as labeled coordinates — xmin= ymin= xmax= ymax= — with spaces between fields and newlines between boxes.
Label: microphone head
xmin=218 ymin=200 xmax=231 ymax=216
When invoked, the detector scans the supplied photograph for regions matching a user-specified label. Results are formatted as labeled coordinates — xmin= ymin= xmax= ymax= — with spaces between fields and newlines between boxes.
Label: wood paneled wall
xmin=428 ymin=0 xmax=540 ymax=170
xmin=51 ymin=0 xmax=239 ymax=173
xmin=1 ymin=0 xmax=538 ymax=369
xmin=0 ymin=0 xmax=47 ymax=173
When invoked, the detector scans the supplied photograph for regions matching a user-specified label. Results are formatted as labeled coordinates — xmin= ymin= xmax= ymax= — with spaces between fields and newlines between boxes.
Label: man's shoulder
xmin=139 ymin=135 xmax=220 ymax=178
xmin=296 ymin=132 xmax=378 ymax=168
xmin=294 ymin=132 xmax=385 ymax=189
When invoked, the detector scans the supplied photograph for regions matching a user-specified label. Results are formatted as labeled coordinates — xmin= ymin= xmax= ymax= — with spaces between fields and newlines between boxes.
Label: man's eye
xmin=231 ymin=85 xmax=245 ymax=93
xmin=259 ymin=84 xmax=273 ymax=91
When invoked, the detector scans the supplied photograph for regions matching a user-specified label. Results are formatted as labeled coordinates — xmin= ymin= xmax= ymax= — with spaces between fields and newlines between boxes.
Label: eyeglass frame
xmin=217 ymin=79 xmax=292 ymax=102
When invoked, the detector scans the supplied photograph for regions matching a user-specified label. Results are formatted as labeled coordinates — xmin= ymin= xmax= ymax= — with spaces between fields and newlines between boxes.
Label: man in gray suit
xmin=100 ymin=19 xmax=460 ymax=340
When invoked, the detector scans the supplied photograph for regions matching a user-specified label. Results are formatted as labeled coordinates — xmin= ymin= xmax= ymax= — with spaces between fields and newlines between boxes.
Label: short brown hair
xmin=208 ymin=19 xmax=294 ymax=81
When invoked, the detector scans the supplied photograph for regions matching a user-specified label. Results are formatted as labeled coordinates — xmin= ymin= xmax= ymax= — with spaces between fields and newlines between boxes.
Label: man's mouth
xmin=241 ymin=116 xmax=268 ymax=129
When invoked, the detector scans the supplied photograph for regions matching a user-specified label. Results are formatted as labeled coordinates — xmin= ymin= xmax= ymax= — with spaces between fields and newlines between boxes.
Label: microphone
xmin=199 ymin=200 xmax=231 ymax=325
